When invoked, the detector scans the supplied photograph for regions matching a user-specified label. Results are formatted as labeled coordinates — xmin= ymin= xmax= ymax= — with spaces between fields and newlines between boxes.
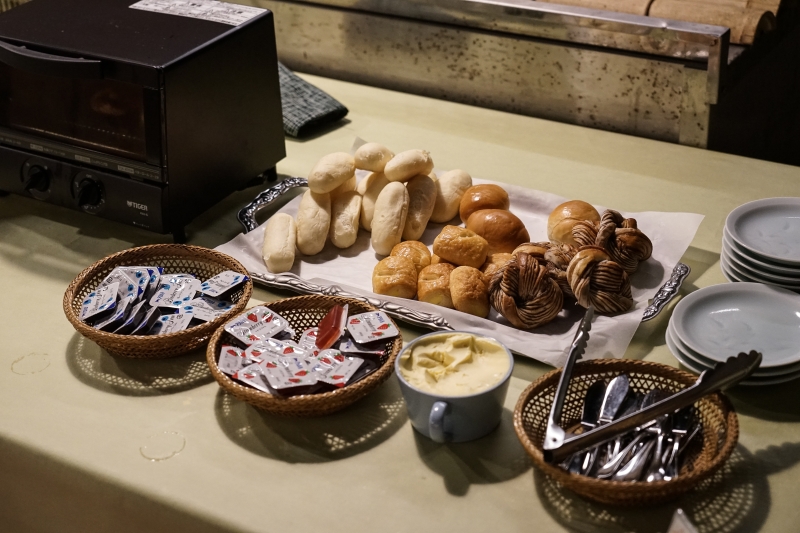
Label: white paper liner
xmin=217 ymin=176 xmax=702 ymax=367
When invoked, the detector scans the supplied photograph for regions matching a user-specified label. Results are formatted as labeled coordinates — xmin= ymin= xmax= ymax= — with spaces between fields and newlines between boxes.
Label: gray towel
xmin=278 ymin=63 xmax=348 ymax=138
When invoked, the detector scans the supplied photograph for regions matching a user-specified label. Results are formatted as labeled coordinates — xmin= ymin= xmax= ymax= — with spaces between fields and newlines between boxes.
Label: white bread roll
xmin=330 ymin=174 xmax=356 ymax=200
xmin=384 ymin=149 xmax=434 ymax=183
xmin=371 ymin=182 xmax=409 ymax=255
xmin=330 ymin=191 xmax=362 ymax=249
xmin=295 ymin=189 xmax=331 ymax=255
xmin=354 ymin=143 xmax=394 ymax=172
xmin=402 ymin=174 xmax=437 ymax=241
xmin=261 ymin=213 xmax=296 ymax=273
xmin=360 ymin=172 xmax=390 ymax=231
xmin=307 ymin=152 xmax=356 ymax=194
xmin=430 ymin=169 xmax=472 ymax=223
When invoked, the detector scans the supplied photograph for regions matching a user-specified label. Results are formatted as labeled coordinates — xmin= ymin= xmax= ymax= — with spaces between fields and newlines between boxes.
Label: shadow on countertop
xmin=65 ymin=333 xmax=213 ymax=396
xmin=214 ymin=375 xmax=407 ymax=463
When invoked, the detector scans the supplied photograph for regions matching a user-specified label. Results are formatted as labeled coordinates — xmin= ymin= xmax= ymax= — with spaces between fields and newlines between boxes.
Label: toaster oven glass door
xmin=0 ymin=62 xmax=150 ymax=163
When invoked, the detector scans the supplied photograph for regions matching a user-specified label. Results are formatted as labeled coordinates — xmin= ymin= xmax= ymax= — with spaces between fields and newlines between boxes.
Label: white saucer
xmin=722 ymin=242 xmax=800 ymax=284
xmin=667 ymin=321 xmax=800 ymax=377
xmin=671 ymin=282 xmax=800 ymax=368
xmin=725 ymin=198 xmax=800 ymax=265
xmin=721 ymin=254 xmax=800 ymax=291
xmin=665 ymin=327 xmax=800 ymax=387
xmin=723 ymin=230 xmax=800 ymax=276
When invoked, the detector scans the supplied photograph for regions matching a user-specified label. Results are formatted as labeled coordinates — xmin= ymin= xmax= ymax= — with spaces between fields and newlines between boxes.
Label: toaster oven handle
xmin=0 ymin=39 xmax=102 ymax=79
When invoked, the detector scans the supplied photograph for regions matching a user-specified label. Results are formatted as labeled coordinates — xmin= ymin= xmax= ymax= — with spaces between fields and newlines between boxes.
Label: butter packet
xmin=346 ymin=311 xmax=399 ymax=344
xmin=199 ymin=270 xmax=249 ymax=298
xmin=149 ymin=276 xmax=201 ymax=309
xmin=80 ymin=282 xmax=119 ymax=321
xmin=224 ymin=306 xmax=291 ymax=345
xmin=246 ymin=338 xmax=308 ymax=359
xmin=130 ymin=305 xmax=162 ymax=335
xmin=338 ymin=337 xmax=385 ymax=357
xmin=112 ymin=299 xmax=149 ymax=335
xmin=149 ymin=310 xmax=194 ymax=335
xmin=233 ymin=363 xmax=272 ymax=393
xmin=180 ymin=295 xmax=233 ymax=322
xmin=217 ymin=345 xmax=259 ymax=376
xmin=99 ymin=269 xmax=142 ymax=301
xmin=94 ymin=295 xmax=136 ymax=331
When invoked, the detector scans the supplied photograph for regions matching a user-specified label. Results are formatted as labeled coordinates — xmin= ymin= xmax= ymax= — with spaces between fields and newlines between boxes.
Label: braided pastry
xmin=566 ymin=246 xmax=633 ymax=315
xmin=513 ymin=242 xmax=576 ymax=298
xmin=488 ymin=252 xmax=564 ymax=329
xmin=572 ymin=210 xmax=652 ymax=274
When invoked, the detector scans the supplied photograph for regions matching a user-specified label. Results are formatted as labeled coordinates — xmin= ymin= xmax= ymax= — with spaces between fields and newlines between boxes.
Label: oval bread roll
xmin=418 ymin=263 xmax=455 ymax=308
xmin=330 ymin=191 xmax=362 ymax=249
xmin=295 ymin=189 xmax=331 ymax=255
xmin=466 ymin=209 xmax=530 ymax=255
xmin=547 ymin=200 xmax=600 ymax=246
xmin=430 ymin=169 xmax=472 ymax=223
xmin=459 ymin=184 xmax=510 ymax=222
xmin=384 ymin=149 xmax=434 ymax=183
xmin=450 ymin=266 xmax=490 ymax=318
xmin=372 ymin=256 xmax=417 ymax=299
xmin=308 ymin=152 xmax=356 ymax=194
xmin=330 ymin=174 xmax=356 ymax=200
xmin=403 ymin=174 xmax=437 ymax=241
xmin=354 ymin=142 xmax=394 ymax=172
xmin=360 ymin=172 xmax=390 ymax=231
xmin=432 ymin=225 xmax=488 ymax=268
xmin=371 ymin=182 xmax=409 ymax=255
xmin=261 ymin=213 xmax=296 ymax=273
xmin=391 ymin=241 xmax=431 ymax=274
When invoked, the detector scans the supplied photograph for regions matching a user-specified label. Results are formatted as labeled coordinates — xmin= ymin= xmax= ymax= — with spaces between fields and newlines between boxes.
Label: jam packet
xmin=233 ymin=363 xmax=272 ymax=393
xmin=217 ymin=345 xmax=264 ymax=376
xmin=180 ymin=295 xmax=233 ymax=322
xmin=346 ymin=311 xmax=399 ymax=344
xmin=298 ymin=328 xmax=321 ymax=355
xmin=149 ymin=275 xmax=201 ymax=309
xmin=315 ymin=304 xmax=348 ymax=350
xmin=80 ymin=281 xmax=119 ymax=321
xmin=149 ymin=310 xmax=194 ymax=335
xmin=200 ymin=270 xmax=249 ymax=298
xmin=311 ymin=350 xmax=364 ymax=387
xmin=246 ymin=338 xmax=308 ymax=359
xmin=261 ymin=356 xmax=318 ymax=390
xmin=224 ymin=306 xmax=291 ymax=345
xmin=338 ymin=337 xmax=385 ymax=357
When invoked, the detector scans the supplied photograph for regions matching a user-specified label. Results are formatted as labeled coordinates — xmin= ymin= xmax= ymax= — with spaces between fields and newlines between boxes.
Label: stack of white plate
xmin=666 ymin=283 xmax=800 ymax=386
xmin=721 ymin=197 xmax=800 ymax=291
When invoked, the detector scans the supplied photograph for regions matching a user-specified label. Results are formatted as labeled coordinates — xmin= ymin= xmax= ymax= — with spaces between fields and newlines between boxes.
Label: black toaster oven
xmin=0 ymin=0 xmax=285 ymax=241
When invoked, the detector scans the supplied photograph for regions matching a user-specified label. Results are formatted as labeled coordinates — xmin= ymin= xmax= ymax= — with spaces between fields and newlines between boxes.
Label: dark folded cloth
xmin=278 ymin=62 xmax=348 ymax=138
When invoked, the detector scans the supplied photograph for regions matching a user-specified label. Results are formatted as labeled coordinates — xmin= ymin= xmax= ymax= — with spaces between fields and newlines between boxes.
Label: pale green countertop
xmin=1 ymin=74 xmax=799 ymax=533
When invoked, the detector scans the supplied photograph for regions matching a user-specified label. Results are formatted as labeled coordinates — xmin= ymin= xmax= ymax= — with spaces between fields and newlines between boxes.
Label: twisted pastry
xmin=488 ymin=252 xmax=564 ymax=329
xmin=513 ymin=242 xmax=576 ymax=298
xmin=572 ymin=210 xmax=652 ymax=274
xmin=566 ymin=246 xmax=633 ymax=315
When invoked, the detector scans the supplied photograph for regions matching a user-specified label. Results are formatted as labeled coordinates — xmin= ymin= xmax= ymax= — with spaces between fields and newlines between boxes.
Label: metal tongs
xmin=543 ymin=306 xmax=762 ymax=464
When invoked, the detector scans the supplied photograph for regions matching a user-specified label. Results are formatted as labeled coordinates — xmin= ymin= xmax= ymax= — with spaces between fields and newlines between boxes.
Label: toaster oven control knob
xmin=76 ymin=178 xmax=104 ymax=212
xmin=25 ymin=166 xmax=50 ymax=193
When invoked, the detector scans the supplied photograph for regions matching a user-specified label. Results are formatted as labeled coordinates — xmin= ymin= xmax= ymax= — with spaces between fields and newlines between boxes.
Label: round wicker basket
xmin=63 ymin=244 xmax=252 ymax=359
xmin=207 ymin=295 xmax=403 ymax=417
xmin=513 ymin=358 xmax=738 ymax=506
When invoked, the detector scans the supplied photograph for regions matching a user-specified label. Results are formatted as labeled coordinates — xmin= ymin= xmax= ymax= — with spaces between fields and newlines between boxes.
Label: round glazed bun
xmin=391 ymin=241 xmax=431 ymax=274
xmin=307 ymin=152 xmax=356 ymax=194
xmin=466 ymin=209 xmax=530 ymax=255
xmin=547 ymin=200 xmax=600 ymax=246
xmin=372 ymin=256 xmax=417 ymax=299
xmin=459 ymin=184 xmax=510 ymax=222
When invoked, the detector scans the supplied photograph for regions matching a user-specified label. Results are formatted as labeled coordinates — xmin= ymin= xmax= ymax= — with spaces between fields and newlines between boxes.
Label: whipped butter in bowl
xmin=395 ymin=331 xmax=514 ymax=443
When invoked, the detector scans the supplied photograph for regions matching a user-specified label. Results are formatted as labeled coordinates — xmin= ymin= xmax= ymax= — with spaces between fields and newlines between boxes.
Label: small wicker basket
xmin=514 ymin=359 xmax=738 ymax=506
xmin=207 ymin=295 xmax=403 ymax=417
xmin=63 ymin=244 xmax=252 ymax=359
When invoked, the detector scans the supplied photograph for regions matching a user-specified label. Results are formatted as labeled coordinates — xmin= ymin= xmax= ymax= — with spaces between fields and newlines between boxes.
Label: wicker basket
xmin=513 ymin=359 xmax=738 ymax=506
xmin=207 ymin=295 xmax=403 ymax=417
xmin=63 ymin=244 xmax=252 ymax=359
